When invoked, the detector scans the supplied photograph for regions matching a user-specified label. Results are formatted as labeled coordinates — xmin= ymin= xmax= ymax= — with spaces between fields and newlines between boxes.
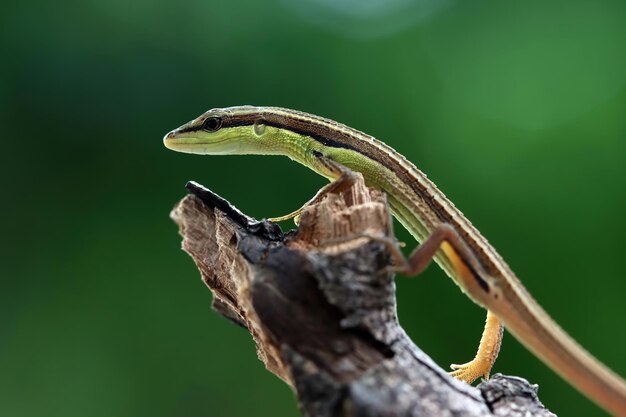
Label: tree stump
xmin=169 ymin=177 xmax=556 ymax=417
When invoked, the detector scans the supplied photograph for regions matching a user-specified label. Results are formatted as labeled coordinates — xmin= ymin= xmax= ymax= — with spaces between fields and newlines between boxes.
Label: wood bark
xmin=170 ymin=177 xmax=556 ymax=417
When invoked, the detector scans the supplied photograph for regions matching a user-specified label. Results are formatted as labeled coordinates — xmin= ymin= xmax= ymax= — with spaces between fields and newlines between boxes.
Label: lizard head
xmin=163 ymin=106 xmax=275 ymax=155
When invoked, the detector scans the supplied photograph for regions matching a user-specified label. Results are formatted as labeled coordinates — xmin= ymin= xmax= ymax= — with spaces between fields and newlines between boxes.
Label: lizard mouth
xmin=163 ymin=131 xmax=239 ymax=155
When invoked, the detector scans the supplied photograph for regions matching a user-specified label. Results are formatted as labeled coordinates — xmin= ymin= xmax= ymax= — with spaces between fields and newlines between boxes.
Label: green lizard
xmin=164 ymin=105 xmax=626 ymax=417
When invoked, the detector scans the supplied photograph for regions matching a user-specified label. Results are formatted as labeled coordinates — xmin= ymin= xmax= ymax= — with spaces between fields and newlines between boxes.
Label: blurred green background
xmin=2 ymin=0 xmax=626 ymax=416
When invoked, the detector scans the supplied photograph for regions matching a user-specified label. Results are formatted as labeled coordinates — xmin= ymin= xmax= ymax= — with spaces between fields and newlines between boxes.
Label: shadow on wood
xmin=170 ymin=177 xmax=556 ymax=417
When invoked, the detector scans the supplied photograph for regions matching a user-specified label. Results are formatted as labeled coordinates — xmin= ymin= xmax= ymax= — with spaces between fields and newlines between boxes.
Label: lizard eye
xmin=203 ymin=117 xmax=222 ymax=132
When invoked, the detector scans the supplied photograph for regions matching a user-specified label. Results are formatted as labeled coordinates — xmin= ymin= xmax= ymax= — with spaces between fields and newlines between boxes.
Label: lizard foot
xmin=449 ymin=358 xmax=491 ymax=384
xmin=268 ymin=208 xmax=303 ymax=225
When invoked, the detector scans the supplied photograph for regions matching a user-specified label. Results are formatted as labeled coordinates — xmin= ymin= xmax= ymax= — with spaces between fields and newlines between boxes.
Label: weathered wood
xmin=170 ymin=178 xmax=556 ymax=417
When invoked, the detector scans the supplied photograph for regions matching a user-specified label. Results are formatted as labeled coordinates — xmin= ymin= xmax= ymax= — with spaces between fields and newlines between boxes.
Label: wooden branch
xmin=170 ymin=178 xmax=556 ymax=417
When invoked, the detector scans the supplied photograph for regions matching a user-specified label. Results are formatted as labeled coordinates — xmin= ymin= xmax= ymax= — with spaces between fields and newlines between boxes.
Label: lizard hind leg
xmin=449 ymin=310 xmax=503 ymax=383
xmin=368 ymin=223 xmax=505 ymax=384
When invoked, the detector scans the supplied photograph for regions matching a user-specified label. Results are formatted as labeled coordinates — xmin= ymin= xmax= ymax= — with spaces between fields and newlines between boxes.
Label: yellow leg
xmin=449 ymin=310 xmax=503 ymax=383
xmin=363 ymin=224 xmax=504 ymax=384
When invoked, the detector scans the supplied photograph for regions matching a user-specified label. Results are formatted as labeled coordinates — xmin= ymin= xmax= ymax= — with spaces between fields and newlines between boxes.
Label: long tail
xmin=497 ymin=290 xmax=626 ymax=417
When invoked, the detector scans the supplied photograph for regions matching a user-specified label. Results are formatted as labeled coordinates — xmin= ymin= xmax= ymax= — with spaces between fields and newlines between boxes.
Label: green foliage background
xmin=2 ymin=1 xmax=626 ymax=416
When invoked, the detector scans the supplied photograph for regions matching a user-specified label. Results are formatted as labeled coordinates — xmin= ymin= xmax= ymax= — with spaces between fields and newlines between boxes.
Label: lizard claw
xmin=268 ymin=208 xmax=303 ymax=225
xmin=449 ymin=359 xmax=490 ymax=384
